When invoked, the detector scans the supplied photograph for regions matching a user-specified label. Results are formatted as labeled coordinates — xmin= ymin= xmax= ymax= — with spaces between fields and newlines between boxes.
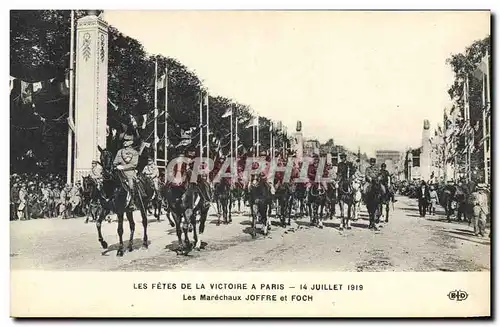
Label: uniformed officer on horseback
xmin=363 ymin=158 xmax=385 ymax=200
xmin=337 ymin=153 xmax=356 ymax=191
xmin=379 ymin=163 xmax=396 ymax=203
xmin=142 ymin=157 xmax=160 ymax=194
xmin=90 ymin=160 xmax=103 ymax=190
xmin=113 ymin=134 xmax=139 ymax=202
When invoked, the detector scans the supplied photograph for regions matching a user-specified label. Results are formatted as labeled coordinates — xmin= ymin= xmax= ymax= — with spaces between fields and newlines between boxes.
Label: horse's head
xmin=98 ymin=146 xmax=114 ymax=172
xmin=82 ymin=175 xmax=94 ymax=191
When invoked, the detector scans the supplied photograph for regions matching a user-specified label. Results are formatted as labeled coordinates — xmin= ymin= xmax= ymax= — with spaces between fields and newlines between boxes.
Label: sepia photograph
xmin=9 ymin=8 xmax=492 ymax=317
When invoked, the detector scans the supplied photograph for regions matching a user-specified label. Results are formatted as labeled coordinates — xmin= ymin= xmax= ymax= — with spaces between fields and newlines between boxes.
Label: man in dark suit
xmin=416 ymin=180 xmax=431 ymax=217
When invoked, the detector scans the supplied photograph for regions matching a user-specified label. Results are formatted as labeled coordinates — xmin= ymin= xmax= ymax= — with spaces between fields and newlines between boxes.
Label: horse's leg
xmin=116 ymin=212 xmax=125 ymax=256
xmin=191 ymin=213 xmax=199 ymax=252
xmin=250 ymin=204 xmax=257 ymax=238
xmin=228 ymin=196 xmax=233 ymax=223
xmin=318 ymin=203 xmax=324 ymax=228
xmin=347 ymin=203 xmax=352 ymax=229
xmin=126 ymin=210 xmax=135 ymax=252
xmin=385 ymin=203 xmax=389 ymax=223
xmin=96 ymin=207 xmax=109 ymax=249
xmin=138 ymin=198 xmax=149 ymax=249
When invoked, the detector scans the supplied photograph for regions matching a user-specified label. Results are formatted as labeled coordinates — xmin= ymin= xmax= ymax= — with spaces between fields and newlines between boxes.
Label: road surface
xmin=10 ymin=196 xmax=490 ymax=272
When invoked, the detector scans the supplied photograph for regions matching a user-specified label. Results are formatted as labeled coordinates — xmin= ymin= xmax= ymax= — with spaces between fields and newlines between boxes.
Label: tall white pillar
xmin=420 ymin=119 xmax=431 ymax=181
xmin=74 ymin=12 xmax=108 ymax=182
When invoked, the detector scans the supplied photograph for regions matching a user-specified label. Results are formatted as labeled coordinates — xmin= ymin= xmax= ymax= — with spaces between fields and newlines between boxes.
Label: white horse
xmin=351 ymin=179 xmax=363 ymax=221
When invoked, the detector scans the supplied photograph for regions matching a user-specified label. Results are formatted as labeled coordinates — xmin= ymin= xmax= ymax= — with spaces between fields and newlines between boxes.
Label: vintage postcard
xmin=9 ymin=10 xmax=491 ymax=318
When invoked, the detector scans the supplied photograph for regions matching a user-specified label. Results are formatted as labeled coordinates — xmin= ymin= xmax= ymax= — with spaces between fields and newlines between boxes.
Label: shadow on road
xmin=444 ymin=232 xmax=490 ymax=246
xmin=240 ymin=220 xmax=253 ymax=226
xmin=101 ymin=238 xmax=152 ymax=256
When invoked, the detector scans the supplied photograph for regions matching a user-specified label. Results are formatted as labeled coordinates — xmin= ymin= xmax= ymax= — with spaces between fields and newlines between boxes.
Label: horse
xmin=94 ymin=146 xmax=153 ymax=256
xmin=214 ymin=179 xmax=232 ymax=226
xmin=379 ymin=184 xmax=393 ymax=223
xmin=81 ymin=175 xmax=105 ymax=224
xmin=364 ymin=176 xmax=385 ymax=231
xmin=325 ymin=181 xmax=338 ymax=220
xmin=293 ymin=183 xmax=308 ymax=217
xmin=231 ymin=180 xmax=246 ymax=213
xmin=248 ymin=176 xmax=273 ymax=238
xmin=162 ymin=178 xmax=210 ymax=254
xmin=275 ymin=181 xmax=294 ymax=227
xmin=337 ymin=179 xmax=359 ymax=230
xmin=307 ymin=183 xmax=327 ymax=228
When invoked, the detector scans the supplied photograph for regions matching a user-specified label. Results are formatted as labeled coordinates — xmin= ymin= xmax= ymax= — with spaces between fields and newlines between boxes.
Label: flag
xmin=176 ymin=139 xmax=191 ymax=148
xmin=246 ymin=117 xmax=259 ymax=128
xmin=203 ymin=92 xmax=209 ymax=106
xmin=141 ymin=114 xmax=147 ymax=129
xmin=10 ymin=76 xmax=15 ymax=93
xmin=181 ymin=129 xmax=193 ymax=139
xmin=130 ymin=115 xmax=138 ymax=128
xmin=222 ymin=107 xmax=232 ymax=118
xmin=32 ymin=81 xmax=43 ymax=93
xmin=108 ymin=98 xmax=118 ymax=111
xmin=472 ymin=54 xmax=488 ymax=80
xmin=157 ymin=74 xmax=167 ymax=89
xmin=269 ymin=122 xmax=274 ymax=131
xmin=20 ymin=81 xmax=33 ymax=104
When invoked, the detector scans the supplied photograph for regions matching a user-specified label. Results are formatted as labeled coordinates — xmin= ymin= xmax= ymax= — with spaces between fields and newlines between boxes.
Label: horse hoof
xmin=339 ymin=227 xmax=344 ymax=231
xmin=142 ymin=242 xmax=149 ymax=249
xmin=128 ymin=246 xmax=134 ymax=253
xmin=101 ymin=241 xmax=108 ymax=249
xmin=169 ymin=222 xmax=175 ymax=227
xmin=117 ymin=249 xmax=124 ymax=257
xmin=347 ymin=226 xmax=352 ymax=230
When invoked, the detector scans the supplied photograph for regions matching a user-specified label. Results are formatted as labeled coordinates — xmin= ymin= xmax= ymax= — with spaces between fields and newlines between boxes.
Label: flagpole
xmin=206 ymin=91 xmax=209 ymax=160
xmin=256 ymin=117 xmax=260 ymax=155
xmin=154 ymin=58 xmax=158 ymax=164
xmin=230 ymin=106 xmax=234 ymax=183
xmin=199 ymin=90 xmax=203 ymax=162
xmin=485 ymin=50 xmax=490 ymax=184
xmin=164 ymin=65 xmax=168 ymax=169
xmin=235 ymin=114 xmax=238 ymax=162
xmin=66 ymin=9 xmax=75 ymax=185
xmin=464 ymin=74 xmax=471 ymax=182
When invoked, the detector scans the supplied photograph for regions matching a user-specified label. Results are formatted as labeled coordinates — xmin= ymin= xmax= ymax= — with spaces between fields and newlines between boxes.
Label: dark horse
xmin=162 ymin=178 xmax=210 ymax=254
xmin=214 ymin=179 xmax=233 ymax=226
xmin=307 ymin=183 xmax=327 ymax=228
xmin=293 ymin=183 xmax=308 ymax=217
xmin=248 ymin=176 xmax=273 ymax=238
xmin=82 ymin=175 xmax=103 ymax=224
xmin=231 ymin=180 xmax=246 ymax=213
xmin=325 ymin=181 xmax=338 ymax=220
xmin=95 ymin=146 xmax=154 ymax=256
xmin=364 ymin=176 xmax=384 ymax=231
xmin=275 ymin=182 xmax=294 ymax=227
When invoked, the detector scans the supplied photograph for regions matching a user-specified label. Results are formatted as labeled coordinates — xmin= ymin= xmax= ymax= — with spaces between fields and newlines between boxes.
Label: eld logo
xmin=448 ymin=290 xmax=468 ymax=301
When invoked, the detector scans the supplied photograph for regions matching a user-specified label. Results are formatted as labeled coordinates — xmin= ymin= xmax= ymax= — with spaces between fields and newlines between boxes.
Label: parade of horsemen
xmin=10 ymin=116 xmax=490 ymax=258
xmin=10 ymin=11 xmax=490 ymax=268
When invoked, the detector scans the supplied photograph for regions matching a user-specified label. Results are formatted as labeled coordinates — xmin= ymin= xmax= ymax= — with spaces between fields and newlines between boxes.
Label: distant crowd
xmin=10 ymin=173 xmax=84 ymax=220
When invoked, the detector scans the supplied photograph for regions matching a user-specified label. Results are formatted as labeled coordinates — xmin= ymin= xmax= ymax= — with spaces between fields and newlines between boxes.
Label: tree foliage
xmin=10 ymin=10 xmax=276 ymax=173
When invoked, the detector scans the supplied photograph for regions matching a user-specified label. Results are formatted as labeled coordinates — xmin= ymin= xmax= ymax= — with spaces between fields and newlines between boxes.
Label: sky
xmin=102 ymin=10 xmax=489 ymax=157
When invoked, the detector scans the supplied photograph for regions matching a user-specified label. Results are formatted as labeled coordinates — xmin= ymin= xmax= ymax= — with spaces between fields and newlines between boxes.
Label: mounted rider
xmin=363 ymin=158 xmax=385 ymax=199
xmin=90 ymin=160 xmax=103 ymax=189
xmin=184 ymin=147 xmax=212 ymax=205
xmin=337 ymin=152 xmax=356 ymax=193
xmin=379 ymin=162 xmax=396 ymax=202
xmin=113 ymin=133 xmax=140 ymax=202
xmin=142 ymin=156 xmax=160 ymax=195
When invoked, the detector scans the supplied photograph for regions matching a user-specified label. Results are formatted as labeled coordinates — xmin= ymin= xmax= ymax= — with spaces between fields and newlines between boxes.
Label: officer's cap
xmin=369 ymin=158 xmax=376 ymax=163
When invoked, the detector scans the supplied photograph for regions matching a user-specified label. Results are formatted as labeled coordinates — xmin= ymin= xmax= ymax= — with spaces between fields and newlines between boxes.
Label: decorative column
xmin=420 ymin=119 xmax=431 ymax=181
xmin=74 ymin=11 xmax=108 ymax=182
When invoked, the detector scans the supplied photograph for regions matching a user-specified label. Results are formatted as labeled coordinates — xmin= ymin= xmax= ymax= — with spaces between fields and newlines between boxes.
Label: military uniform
xmin=471 ymin=186 xmax=489 ymax=237
xmin=113 ymin=142 xmax=139 ymax=194
xmin=90 ymin=162 xmax=103 ymax=188
xmin=142 ymin=161 xmax=160 ymax=191
xmin=379 ymin=168 xmax=394 ymax=201
xmin=363 ymin=163 xmax=385 ymax=196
